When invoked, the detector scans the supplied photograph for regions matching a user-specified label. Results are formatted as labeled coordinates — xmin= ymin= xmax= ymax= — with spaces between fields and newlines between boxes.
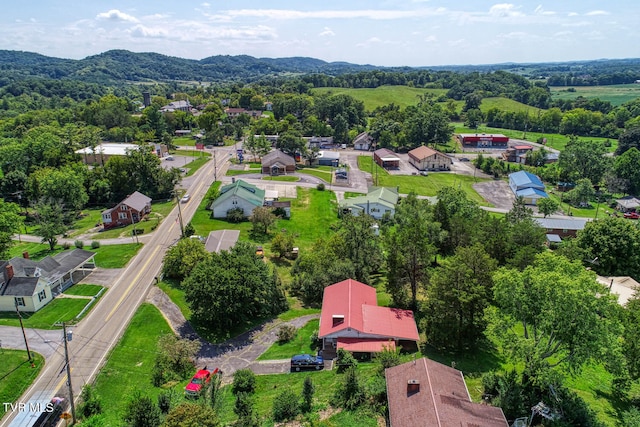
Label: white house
xmin=339 ymin=187 xmax=399 ymax=220
xmin=0 ymin=250 xmax=96 ymax=313
xmin=209 ymin=179 xmax=266 ymax=219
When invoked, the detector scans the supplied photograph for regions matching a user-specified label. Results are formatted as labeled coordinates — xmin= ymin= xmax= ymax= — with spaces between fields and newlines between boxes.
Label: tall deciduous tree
xmin=334 ymin=214 xmax=383 ymax=284
xmin=182 ymin=242 xmax=288 ymax=335
xmin=622 ymin=292 xmax=640 ymax=380
xmin=33 ymin=203 xmax=66 ymax=250
xmin=162 ymin=237 xmax=210 ymax=281
xmin=122 ymin=391 xmax=162 ymax=427
xmin=536 ymin=197 xmax=559 ymax=218
xmin=558 ymin=139 xmax=609 ymax=185
xmin=575 ymin=217 xmax=640 ymax=277
xmin=490 ymin=252 xmax=623 ymax=379
xmin=250 ymin=206 xmax=276 ymax=235
xmin=385 ymin=193 xmax=441 ymax=309
xmin=613 ymin=147 xmax=640 ymax=195
xmin=424 ymin=244 xmax=498 ymax=351
xmin=0 ymin=199 xmax=22 ymax=258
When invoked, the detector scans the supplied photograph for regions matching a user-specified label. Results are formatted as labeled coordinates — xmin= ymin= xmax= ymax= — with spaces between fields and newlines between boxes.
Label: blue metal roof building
xmin=509 ymin=171 xmax=548 ymax=205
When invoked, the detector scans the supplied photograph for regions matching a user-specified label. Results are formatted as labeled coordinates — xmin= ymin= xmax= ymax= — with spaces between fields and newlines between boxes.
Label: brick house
xmin=102 ymin=191 xmax=152 ymax=230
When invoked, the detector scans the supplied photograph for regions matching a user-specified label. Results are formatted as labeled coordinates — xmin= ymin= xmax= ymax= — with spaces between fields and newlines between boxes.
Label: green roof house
xmin=340 ymin=186 xmax=399 ymax=220
xmin=210 ymin=179 xmax=265 ymax=219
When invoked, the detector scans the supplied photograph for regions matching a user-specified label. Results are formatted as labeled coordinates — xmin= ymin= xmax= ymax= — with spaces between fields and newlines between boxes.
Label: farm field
xmin=312 ymin=85 xmax=447 ymax=110
xmin=550 ymin=84 xmax=640 ymax=106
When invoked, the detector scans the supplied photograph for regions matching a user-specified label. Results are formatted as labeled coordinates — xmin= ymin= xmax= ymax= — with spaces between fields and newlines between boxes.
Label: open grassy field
xmin=0 ymin=297 xmax=94 ymax=329
xmin=480 ymin=97 xmax=544 ymax=115
xmin=0 ymin=350 xmax=45 ymax=418
xmin=357 ymin=156 xmax=489 ymax=205
xmin=91 ymin=303 xmax=173 ymax=426
xmin=453 ymin=124 xmax=617 ymax=153
xmin=312 ymin=85 xmax=447 ymax=111
xmin=550 ymin=84 xmax=640 ymax=106
xmin=257 ymin=319 xmax=319 ymax=360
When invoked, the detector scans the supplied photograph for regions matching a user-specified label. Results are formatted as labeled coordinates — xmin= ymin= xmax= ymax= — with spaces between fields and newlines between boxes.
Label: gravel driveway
xmin=472 ymin=180 xmax=515 ymax=210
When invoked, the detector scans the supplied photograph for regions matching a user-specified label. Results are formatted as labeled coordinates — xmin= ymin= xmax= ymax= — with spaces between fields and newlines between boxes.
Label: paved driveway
xmin=473 ymin=180 xmax=515 ymax=210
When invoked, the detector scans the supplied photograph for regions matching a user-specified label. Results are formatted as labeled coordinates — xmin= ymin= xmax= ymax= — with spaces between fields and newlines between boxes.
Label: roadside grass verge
xmin=0 ymin=350 xmax=45 ymax=418
xmin=68 ymin=210 xmax=104 ymax=237
xmin=172 ymin=149 xmax=212 ymax=158
xmin=262 ymin=175 xmax=299 ymax=182
xmin=0 ymin=298 xmax=93 ymax=329
xmin=64 ymin=284 xmax=104 ymax=297
xmin=92 ymin=303 xmax=172 ymax=426
xmin=157 ymin=280 xmax=191 ymax=319
xmin=92 ymin=243 xmax=143 ymax=268
xmin=357 ymin=156 xmax=489 ymax=205
xmin=258 ymin=319 xmax=319 ymax=360
xmin=298 ymin=167 xmax=334 ymax=182
xmin=184 ymin=156 xmax=209 ymax=177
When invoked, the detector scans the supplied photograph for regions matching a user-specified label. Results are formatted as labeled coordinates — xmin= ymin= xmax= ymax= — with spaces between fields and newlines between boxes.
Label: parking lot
xmin=472 ymin=180 xmax=515 ymax=210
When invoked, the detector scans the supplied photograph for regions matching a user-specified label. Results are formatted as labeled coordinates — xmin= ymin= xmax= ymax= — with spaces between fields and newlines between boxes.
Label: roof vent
xmin=332 ymin=315 xmax=344 ymax=327
xmin=407 ymin=379 xmax=420 ymax=394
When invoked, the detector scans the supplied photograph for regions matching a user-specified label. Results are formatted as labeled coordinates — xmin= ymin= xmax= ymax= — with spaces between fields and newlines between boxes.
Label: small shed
xmin=316 ymin=150 xmax=340 ymax=166
xmin=373 ymin=148 xmax=400 ymax=169
xmin=616 ymin=196 xmax=640 ymax=212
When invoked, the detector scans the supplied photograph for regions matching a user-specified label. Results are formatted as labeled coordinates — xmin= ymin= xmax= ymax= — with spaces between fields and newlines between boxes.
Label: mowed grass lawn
xmin=0 ymin=350 xmax=45 ymax=418
xmin=64 ymin=284 xmax=104 ymax=297
xmin=258 ymin=319 xmax=319 ymax=360
xmin=92 ymin=303 xmax=172 ymax=426
xmin=0 ymin=297 xmax=92 ymax=329
xmin=357 ymin=155 xmax=489 ymax=205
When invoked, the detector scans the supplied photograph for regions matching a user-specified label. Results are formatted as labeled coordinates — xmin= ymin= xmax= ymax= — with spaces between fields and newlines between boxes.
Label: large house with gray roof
xmin=0 ymin=249 xmax=96 ymax=312
xmin=102 ymin=191 xmax=152 ymax=230
xmin=261 ymin=150 xmax=296 ymax=175
xmin=209 ymin=179 xmax=265 ymax=219
xmin=340 ymin=187 xmax=399 ymax=220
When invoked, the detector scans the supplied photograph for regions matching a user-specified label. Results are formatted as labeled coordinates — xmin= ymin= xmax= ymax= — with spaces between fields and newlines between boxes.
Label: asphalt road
xmin=1 ymin=147 xmax=233 ymax=426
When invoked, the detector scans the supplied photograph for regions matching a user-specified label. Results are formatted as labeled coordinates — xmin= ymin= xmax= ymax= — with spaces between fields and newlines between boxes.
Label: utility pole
xmin=175 ymin=192 xmax=185 ymax=237
xmin=62 ymin=322 xmax=76 ymax=424
xmin=214 ymin=149 xmax=217 ymax=181
xmin=15 ymin=302 xmax=33 ymax=366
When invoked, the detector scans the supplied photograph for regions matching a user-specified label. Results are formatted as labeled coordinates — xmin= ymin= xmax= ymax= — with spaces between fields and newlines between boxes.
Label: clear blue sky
xmin=1 ymin=1 xmax=637 ymax=67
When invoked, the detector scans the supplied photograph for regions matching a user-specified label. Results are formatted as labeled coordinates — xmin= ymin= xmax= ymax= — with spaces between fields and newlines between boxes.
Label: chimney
xmin=5 ymin=264 xmax=14 ymax=281
xmin=332 ymin=315 xmax=344 ymax=327
xmin=22 ymin=251 xmax=29 ymax=259
xmin=407 ymin=379 xmax=420 ymax=394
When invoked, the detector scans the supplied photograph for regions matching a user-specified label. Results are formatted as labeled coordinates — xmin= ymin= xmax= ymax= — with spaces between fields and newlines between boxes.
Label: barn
xmin=457 ymin=133 xmax=509 ymax=148
xmin=373 ymin=148 xmax=400 ymax=169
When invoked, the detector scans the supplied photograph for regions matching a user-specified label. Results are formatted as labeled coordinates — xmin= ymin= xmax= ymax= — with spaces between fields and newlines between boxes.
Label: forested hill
xmin=1 ymin=49 xmax=640 ymax=87
xmin=0 ymin=49 xmax=381 ymax=85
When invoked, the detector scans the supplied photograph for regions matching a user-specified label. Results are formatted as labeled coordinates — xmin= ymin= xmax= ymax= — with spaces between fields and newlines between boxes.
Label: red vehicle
xmin=185 ymin=367 xmax=219 ymax=397
xmin=624 ymin=212 xmax=640 ymax=219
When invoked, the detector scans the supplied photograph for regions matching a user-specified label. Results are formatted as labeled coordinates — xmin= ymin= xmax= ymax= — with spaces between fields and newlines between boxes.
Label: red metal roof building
xmin=386 ymin=358 xmax=509 ymax=427
xmin=456 ymin=133 xmax=509 ymax=148
xmin=318 ymin=279 xmax=419 ymax=355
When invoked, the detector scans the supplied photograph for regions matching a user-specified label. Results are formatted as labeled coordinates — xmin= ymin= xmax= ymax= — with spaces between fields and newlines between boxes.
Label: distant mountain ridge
xmin=0 ymin=49 xmax=639 ymax=86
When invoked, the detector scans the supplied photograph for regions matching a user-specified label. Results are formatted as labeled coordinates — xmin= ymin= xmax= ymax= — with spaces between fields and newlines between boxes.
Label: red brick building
xmin=101 ymin=192 xmax=152 ymax=230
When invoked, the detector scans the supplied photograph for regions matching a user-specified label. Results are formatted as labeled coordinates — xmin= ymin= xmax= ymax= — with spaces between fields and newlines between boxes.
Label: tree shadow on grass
xmin=421 ymin=342 xmax=505 ymax=376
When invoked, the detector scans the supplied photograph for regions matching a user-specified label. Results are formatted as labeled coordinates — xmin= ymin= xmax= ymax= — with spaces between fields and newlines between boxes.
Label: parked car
xmin=624 ymin=212 xmax=640 ymax=219
xmin=180 ymin=194 xmax=190 ymax=203
xmin=290 ymin=353 xmax=324 ymax=371
xmin=420 ymin=171 xmax=428 ymax=176
xmin=165 ymin=155 xmax=174 ymax=161
xmin=185 ymin=368 xmax=219 ymax=397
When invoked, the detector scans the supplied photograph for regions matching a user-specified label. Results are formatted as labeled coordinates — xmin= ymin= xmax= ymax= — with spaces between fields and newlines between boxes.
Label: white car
xmin=180 ymin=194 xmax=190 ymax=203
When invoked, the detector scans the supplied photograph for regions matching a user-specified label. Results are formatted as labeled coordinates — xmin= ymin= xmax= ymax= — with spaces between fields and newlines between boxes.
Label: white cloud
xmin=224 ymin=8 xmax=445 ymax=20
xmin=96 ymin=9 xmax=139 ymax=23
xmin=129 ymin=25 xmax=168 ymax=39
xmin=488 ymin=4 xmax=524 ymax=18
xmin=319 ymin=27 xmax=335 ymax=37
xmin=568 ymin=12 xmax=579 ymax=17
xmin=424 ymin=35 xmax=437 ymax=42
xmin=562 ymin=21 xmax=592 ymax=27
xmin=585 ymin=10 xmax=609 ymax=16
xmin=534 ymin=5 xmax=555 ymax=16
xmin=201 ymin=2 xmax=210 ymax=7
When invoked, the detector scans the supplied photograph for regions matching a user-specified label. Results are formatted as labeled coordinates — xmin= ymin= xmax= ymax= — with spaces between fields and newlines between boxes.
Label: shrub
xmin=310 ymin=330 xmax=320 ymax=350
xmin=78 ymin=385 xmax=102 ymax=418
xmin=301 ymin=376 xmax=315 ymax=413
xmin=90 ymin=241 xmax=100 ymax=249
xmin=272 ymin=388 xmax=299 ymax=422
xmin=316 ymin=183 xmax=325 ymax=191
xmin=277 ymin=324 xmax=297 ymax=343
xmin=226 ymin=208 xmax=246 ymax=223
xmin=273 ymin=207 xmax=288 ymax=218
xmin=332 ymin=367 xmax=365 ymax=410
xmin=376 ymin=344 xmax=401 ymax=373
xmin=232 ymin=369 xmax=256 ymax=395
xmin=336 ymin=348 xmax=358 ymax=372
xmin=157 ymin=390 xmax=173 ymax=414
xmin=62 ymin=242 xmax=71 ymax=250
xmin=74 ymin=240 xmax=84 ymax=249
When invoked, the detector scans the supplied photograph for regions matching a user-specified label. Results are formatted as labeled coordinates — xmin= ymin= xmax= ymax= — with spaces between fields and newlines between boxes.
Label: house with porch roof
xmin=318 ymin=279 xmax=419 ymax=358
xmin=209 ymin=179 xmax=265 ymax=219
